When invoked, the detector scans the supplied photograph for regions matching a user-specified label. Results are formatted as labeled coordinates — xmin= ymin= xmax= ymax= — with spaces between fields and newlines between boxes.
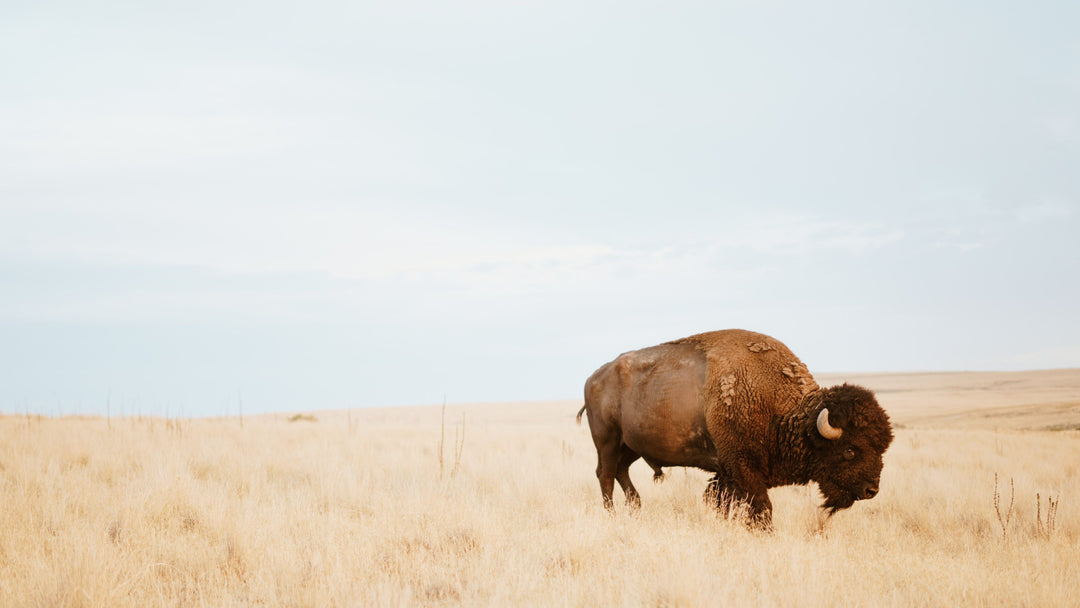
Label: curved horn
xmin=816 ymin=408 xmax=843 ymax=440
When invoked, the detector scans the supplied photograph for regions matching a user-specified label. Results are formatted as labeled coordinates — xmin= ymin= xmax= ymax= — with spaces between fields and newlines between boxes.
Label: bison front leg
xmin=746 ymin=491 xmax=773 ymax=530
xmin=704 ymin=469 xmax=773 ymax=529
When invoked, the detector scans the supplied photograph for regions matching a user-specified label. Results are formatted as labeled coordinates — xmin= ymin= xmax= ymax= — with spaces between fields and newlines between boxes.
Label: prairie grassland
xmin=2 ymin=374 xmax=1079 ymax=607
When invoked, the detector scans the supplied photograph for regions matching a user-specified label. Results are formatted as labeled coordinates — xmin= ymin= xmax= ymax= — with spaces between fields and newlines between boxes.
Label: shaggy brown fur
xmin=578 ymin=329 xmax=893 ymax=527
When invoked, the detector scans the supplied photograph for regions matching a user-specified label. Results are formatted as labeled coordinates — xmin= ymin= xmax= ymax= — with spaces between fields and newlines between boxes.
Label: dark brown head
xmin=806 ymin=383 xmax=893 ymax=515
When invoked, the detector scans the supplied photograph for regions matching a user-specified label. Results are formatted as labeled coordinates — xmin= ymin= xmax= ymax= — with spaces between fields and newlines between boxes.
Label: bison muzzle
xmin=576 ymin=329 xmax=893 ymax=527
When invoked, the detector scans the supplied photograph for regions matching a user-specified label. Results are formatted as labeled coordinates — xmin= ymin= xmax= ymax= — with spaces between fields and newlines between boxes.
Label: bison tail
xmin=575 ymin=404 xmax=587 ymax=425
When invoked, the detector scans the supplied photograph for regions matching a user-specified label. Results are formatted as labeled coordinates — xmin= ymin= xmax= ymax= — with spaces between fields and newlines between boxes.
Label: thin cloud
xmin=0 ymin=203 xmax=911 ymax=289
xmin=1014 ymin=201 xmax=1073 ymax=223
xmin=716 ymin=214 xmax=905 ymax=255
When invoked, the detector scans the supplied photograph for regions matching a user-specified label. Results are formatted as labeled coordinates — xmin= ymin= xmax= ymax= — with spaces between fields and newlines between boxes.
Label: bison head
xmin=807 ymin=383 xmax=893 ymax=514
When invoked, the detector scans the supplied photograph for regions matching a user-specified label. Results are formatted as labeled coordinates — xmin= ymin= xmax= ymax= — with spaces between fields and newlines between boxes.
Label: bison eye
xmin=843 ymin=448 xmax=856 ymax=461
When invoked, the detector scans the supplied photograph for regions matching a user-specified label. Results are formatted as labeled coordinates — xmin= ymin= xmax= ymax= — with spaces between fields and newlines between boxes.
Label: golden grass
xmin=2 ymin=382 xmax=1079 ymax=607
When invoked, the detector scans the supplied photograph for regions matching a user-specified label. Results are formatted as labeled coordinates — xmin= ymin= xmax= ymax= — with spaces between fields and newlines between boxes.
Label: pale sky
xmin=3 ymin=1 xmax=1079 ymax=416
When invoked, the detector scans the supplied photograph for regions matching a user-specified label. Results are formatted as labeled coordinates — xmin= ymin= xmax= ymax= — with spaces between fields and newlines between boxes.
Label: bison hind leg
xmin=592 ymin=438 xmax=621 ymax=512
xmin=615 ymin=447 xmax=642 ymax=511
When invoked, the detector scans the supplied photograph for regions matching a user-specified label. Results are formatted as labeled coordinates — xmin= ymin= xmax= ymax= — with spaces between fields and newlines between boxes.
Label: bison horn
xmin=816 ymin=408 xmax=843 ymax=440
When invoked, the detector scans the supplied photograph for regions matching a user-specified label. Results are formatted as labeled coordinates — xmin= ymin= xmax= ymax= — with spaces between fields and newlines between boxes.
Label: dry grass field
xmin=2 ymin=370 xmax=1079 ymax=607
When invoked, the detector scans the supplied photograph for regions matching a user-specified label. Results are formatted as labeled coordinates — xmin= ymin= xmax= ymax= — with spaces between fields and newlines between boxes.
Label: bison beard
xmin=816 ymin=481 xmax=857 ymax=515
xmin=579 ymin=329 xmax=893 ymax=528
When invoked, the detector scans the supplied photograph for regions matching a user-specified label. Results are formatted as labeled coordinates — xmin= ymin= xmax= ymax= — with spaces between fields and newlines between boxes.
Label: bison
xmin=576 ymin=329 xmax=893 ymax=527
